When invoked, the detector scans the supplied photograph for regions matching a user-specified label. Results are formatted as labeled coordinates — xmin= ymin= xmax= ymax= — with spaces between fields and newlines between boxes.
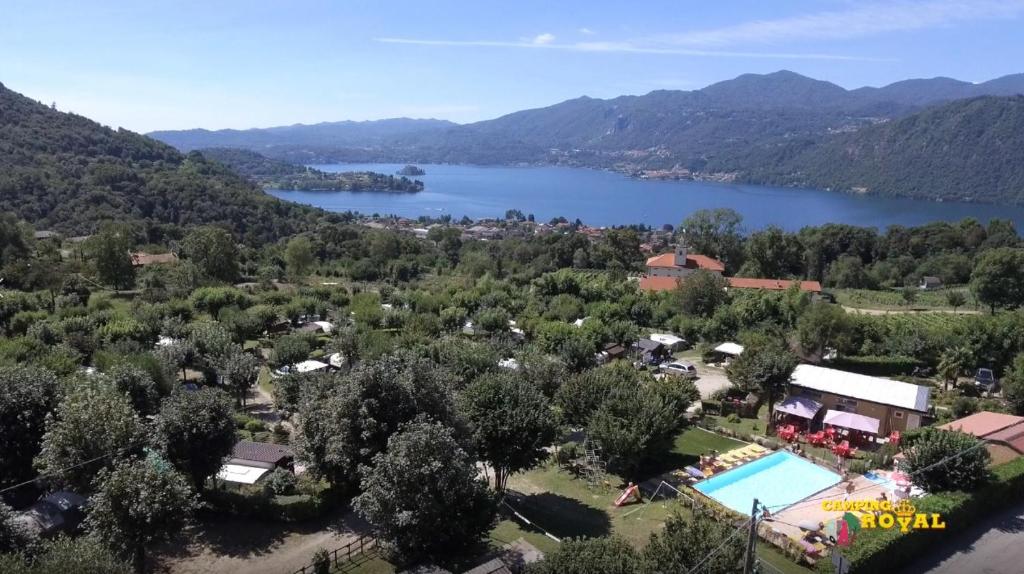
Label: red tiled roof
xmin=938 ymin=411 xmax=1024 ymax=437
xmin=639 ymin=276 xmax=680 ymax=292
xmin=726 ymin=277 xmax=823 ymax=293
xmin=645 ymin=252 xmax=726 ymax=272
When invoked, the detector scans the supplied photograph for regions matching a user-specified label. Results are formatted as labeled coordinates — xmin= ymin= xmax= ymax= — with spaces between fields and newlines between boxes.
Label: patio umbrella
xmin=798 ymin=519 xmax=824 ymax=532
xmin=842 ymin=512 xmax=862 ymax=533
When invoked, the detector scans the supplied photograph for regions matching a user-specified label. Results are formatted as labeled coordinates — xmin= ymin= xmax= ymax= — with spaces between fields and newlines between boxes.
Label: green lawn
xmin=339 ymin=555 xmax=396 ymax=574
xmin=257 ymin=365 xmax=274 ymax=395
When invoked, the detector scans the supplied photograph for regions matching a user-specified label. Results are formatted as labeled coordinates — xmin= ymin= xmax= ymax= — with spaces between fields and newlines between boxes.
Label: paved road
xmin=901 ymin=500 xmax=1024 ymax=574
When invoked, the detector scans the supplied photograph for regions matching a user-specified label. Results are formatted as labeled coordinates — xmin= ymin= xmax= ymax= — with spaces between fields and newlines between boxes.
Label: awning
xmin=217 ymin=463 xmax=271 ymax=485
xmin=775 ymin=396 xmax=824 ymax=419
xmin=714 ymin=342 xmax=744 ymax=356
xmin=824 ymin=409 xmax=880 ymax=434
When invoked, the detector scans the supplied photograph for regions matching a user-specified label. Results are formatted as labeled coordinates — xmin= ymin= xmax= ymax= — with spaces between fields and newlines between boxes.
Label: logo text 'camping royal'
xmin=821 ymin=499 xmax=946 ymax=533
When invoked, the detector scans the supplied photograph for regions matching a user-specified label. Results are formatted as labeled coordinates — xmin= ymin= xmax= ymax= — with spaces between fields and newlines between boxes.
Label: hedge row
xmin=204 ymin=482 xmax=337 ymax=522
xmin=828 ymin=355 xmax=922 ymax=377
xmin=824 ymin=456 xmax=1024 ymax=573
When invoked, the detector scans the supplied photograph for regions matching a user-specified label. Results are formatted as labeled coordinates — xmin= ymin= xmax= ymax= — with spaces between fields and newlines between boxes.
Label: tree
xmin=154 ymin=388 xmax=236 ymax=491
xmin=902 ymin=428 xmax=990 ymax=492
xmin=587 ymin=377 xmax=697 ymax=477
xmin=556 ymin=363 xmax=639 ymax=426
xmin=680 ymin=208 xmax=744 ymax=272
xmin=90 ymin=223 xmax=136 ymax=289
xmin=970 ymin=247 xmax=1024 ymax=314
xmin=0 ymin=366 xmax=62 ymax=488
xmin=936 ymin=346 xmax=972 ymax=392
xmin=35 ymin=381 xmax=143 ymax=491
xmin=528 ymin=536 xmax=639 ymax=574
xmin=741 ymin=225 xmax=802 ymax=279
xmin=106 ymin=364 xmax=161 ymax=416
xmin=726 ymin=335 xmax=798 ymax=431
xmin=945 ymin=290 xmax=967 ymax=313
xmin=459 ymin=372 xmax=559 ymax=491
xmin=273 ymin=334 xmax=311 ymax=367
xmin=181 ymin=226 xmax=238 ymax=282
xmin=216 ymin=349 xmax=259 ymax=406
xmin=796 ymin=303 xmax=853 ymax=361
xmin=675 ymin=270 xmax=729 ymax=318
xmin=1002 ymin=353 xmax=1024 ymax=415
xmin=640 ymin=512 xmax=745 ymax=574
xmin=901 ymin=287 xmax=918 ymax=306
xmin=285 ymin=236 xmax=317 ymax=281
xmin=825 ymin=255 xmax=874 ymax=289
xmin=85 ymin=456 xmax=198 ymax=574
xmin=353 ymin=421 xmax=496 ymax=564
xmin=294 ymin=353 xmax=457 ymax=488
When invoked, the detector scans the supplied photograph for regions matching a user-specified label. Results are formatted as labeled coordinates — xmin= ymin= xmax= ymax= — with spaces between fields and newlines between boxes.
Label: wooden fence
xmin=290 ymin=535 xmax=376 ymax=574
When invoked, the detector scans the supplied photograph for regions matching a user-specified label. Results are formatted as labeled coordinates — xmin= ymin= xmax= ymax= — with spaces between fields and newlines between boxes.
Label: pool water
xmin=694 ymin=451 xmax=842 ymax=515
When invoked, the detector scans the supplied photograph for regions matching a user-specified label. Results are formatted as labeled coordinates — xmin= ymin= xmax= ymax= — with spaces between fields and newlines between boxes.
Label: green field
xmin=833 ymin=287 xmax=979 ymax=311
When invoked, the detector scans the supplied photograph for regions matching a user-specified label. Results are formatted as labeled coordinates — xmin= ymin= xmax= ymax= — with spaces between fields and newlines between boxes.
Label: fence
xmin=290 ymin=535 xmax=377 ymax=574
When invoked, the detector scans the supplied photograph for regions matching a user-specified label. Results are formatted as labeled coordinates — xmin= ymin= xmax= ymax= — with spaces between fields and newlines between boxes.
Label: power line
xmin=0 ymin=443 xmax=138 ymax=495
xmin=685 ymin=515 xmax=756 ymax=574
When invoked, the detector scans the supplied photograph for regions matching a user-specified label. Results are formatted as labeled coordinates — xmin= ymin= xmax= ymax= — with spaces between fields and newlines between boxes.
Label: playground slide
xmin=614 ymin=484 xmax=642 ymax=507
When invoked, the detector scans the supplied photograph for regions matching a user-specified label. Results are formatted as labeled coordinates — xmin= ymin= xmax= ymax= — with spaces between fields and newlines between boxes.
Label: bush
xmin=312 ymin=547 xmax=330 ymax=574
xmin=726 ymin=413 xmax=741 ymax=424
xmin=265 ymin=468 xmax=298 ymax=496
xmin=903 ymin=428 xmax=990 ymax=492
xmin=556 ymin=442 xmax=579 ymax=466
xmin=244 ymin=419 xmax=267 ymax=433
xmin=951 ymin=396 xmax=978 ymax=418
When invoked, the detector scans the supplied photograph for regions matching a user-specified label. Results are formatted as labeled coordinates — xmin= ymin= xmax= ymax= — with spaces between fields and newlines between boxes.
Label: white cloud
xmin=532 ymin=33 xmax=556 ymax=45
xmin=374 ymin=37 xmax=889 ymax=61
xmin=657 ymin=0 xmax=1024 ymax=47
xmin=579 ymin=27 xmax=596 ymax=35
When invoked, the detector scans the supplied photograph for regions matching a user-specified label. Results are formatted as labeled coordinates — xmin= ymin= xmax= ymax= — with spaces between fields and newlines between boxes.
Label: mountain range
xmin=149 ymin=70 xmax=1024 ymax=204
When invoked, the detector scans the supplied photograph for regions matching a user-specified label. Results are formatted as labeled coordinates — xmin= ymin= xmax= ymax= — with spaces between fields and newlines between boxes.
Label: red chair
xmin=889 ymin=431 xmax=901 ymax=446
xmin=824 ymin=427 xmax=837 ymax=444
xmin=807 ymin=431 xmax=826 ymax=446
xmin=832 ymin=440 xmax=851 ymax=457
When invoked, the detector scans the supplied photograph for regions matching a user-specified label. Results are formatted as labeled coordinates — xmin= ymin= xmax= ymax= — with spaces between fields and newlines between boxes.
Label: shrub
xmin=265 ymin=468 xmax=299 ymax=496
xmin=902 ymin=428 xmax=990 ymax=492
xmin=726 ymin=413 xmax=741 ymax=424
xmin=951 ymin=396 xmax=978 ymax=418
xmin=312 ymin=547 xmax=330 ymax=574
xmin=244 ymin=419 xmax=267 ymax=433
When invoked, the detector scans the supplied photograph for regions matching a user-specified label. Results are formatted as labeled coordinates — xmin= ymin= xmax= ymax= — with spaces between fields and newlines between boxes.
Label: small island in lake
xmin=200 ymin=148 xmax=424 ymax=193
xmin=397 ymin=164 xmax=426 ymax=176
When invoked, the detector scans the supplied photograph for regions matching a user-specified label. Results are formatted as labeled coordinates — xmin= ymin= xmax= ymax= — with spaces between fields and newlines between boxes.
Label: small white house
xmin=714 ymin=342 xmax=744 ymax=357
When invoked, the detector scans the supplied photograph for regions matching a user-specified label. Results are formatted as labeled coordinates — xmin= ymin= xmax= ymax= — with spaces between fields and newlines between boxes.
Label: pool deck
xmin=767 ymin=475 xmax=889 ymax=542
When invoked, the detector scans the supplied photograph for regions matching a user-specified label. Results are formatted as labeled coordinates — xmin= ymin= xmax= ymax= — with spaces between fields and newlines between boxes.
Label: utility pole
xmin=743 ymin=498 xmax=759 ymax=574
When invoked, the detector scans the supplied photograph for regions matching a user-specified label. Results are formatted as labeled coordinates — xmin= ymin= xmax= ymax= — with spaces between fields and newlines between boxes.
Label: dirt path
xmin=155 ymin=511 xmax=370 ymax=574
xmin=842 ymin=305 xmax=981 ymax=316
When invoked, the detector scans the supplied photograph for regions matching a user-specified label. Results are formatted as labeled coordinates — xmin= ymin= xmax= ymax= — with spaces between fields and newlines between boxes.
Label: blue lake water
xmin=266 ymin=163 xmax=1024 ymax=231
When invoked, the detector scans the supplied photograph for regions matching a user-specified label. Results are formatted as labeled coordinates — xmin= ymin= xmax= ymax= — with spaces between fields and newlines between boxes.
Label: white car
xmin=660 ymin=361 xmax=698 ymax=379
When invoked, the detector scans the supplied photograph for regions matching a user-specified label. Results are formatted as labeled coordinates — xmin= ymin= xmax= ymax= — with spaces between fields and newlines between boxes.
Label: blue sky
xmin=2 ymin=0 xmax=1023 ymax=132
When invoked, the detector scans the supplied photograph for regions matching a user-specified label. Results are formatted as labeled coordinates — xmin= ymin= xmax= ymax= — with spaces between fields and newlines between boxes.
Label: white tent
xmin=650 ymin=333 xmax=686 ymax=350
xmin=714 ymin=342 xmax=744 ymax=356
xmin=294 ymin=360 xmax=329 ymax=373
xmin=312 ymin=321 xmax=334 ymax=334
xmin=216 ymin=463 xmax=271 ymax=485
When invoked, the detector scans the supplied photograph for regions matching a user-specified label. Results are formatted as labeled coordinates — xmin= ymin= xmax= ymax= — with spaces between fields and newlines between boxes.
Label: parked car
xmin=13 ymin=491 xmax=87 ymax=537
xmin=660 ymin=361 xmax=698 ymax=379
xmin=974 ymin=368 xmax=999 ymax=393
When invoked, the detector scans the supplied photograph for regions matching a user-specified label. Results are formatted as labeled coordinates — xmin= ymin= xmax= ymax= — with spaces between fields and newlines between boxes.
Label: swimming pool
xmin=694 ymin=451 xmax=842 ymax=515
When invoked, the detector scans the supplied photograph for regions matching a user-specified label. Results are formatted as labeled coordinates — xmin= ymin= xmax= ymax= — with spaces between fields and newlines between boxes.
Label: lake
xmin=267 ymin=163 xmax=1024 ymax=231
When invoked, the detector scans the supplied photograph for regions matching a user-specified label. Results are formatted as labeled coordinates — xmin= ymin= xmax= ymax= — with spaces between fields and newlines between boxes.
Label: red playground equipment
xmin=614 ymin=483 xmax=643 ymax=507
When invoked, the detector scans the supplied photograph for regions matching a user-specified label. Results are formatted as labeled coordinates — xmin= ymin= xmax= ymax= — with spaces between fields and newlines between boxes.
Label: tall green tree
xmin=726 ymin=335 xmax=798 ymax=431
xmin=458 ymin=371 xmax=559 ymax=491
xmin=1002 ymin=353 xmax=1024 ymax=415
xmin=0 ymin=366 xmax=62 ymax=488
xmin=294 ymin=353 xmax=456 ymax=488
xmin=90 ymin=223 xmax=136 ymax=289
xmin=675 ymin=270 xmax=729 ymax=318
xmin=970 ymin=247 xmax=1024 ymax=314
xmin=35 ymin=381 xmax=143 ymax=491
xmin=85 ymin=456 xmax=198 ymax=574
xmin=106 ymin=363 xmax=161 ymax=416
xmin=797 ymin=303 xmax=853 ymax=361
xmin=216 ymin=349 xmax=259 ymax=406
xmin=181 ymin=226 xmax=238 ymax=282
xmin=285 ymin=236 xmax=316 ymax=281
xmin=154 ymin=388 xmax=236 ymax=491
xmin=936 ymin=346 xmax=972 ymax=392
xmin=680 ymin=208 xmax=745 ymax=272
xmin=353 ymin=421 xmax=496 ymax=564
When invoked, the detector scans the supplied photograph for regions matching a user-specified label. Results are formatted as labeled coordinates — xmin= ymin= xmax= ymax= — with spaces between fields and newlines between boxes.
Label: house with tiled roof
xmin=645 ymin=244 xmax=725 ymax=279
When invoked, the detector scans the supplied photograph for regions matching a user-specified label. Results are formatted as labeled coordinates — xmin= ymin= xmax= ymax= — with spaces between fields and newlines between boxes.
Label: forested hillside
xmin=741 ymin=96 xmax=1024 ymax=204
xmin=0 ymin=83 xmax=324 ymax=244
